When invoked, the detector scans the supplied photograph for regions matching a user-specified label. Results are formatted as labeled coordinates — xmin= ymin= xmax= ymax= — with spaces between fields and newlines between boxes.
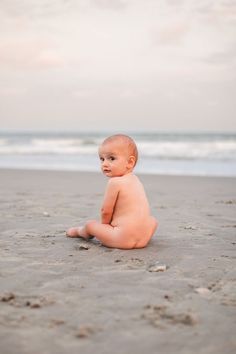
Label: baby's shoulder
xmin=108 ymin=176 xmax=124 ymax=186
xmin=108 ymin=175 xmax=130 ymax=188
xmin=109 ymin=174 xmax=139 ymax=186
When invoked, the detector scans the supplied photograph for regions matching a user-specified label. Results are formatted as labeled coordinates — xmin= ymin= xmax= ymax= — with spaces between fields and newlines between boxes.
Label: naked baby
xmin=66 ymin=134 xmax=158 ymax=249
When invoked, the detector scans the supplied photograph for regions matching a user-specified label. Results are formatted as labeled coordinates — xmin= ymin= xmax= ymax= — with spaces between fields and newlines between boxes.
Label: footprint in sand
xmin=127 ymin=258 xmax=145 ymax=269
xmin=216 ymin=200 xmax=236 ymax=205
xmin=75 ymin=325 xmax=102 ymax=338
xmin=113 ymin=257 xmax=145 ymax=270
xmin=0 ymin=293 xmax=55 ymax=309
xmin=141 ymin=304 xmax=198 ymax=328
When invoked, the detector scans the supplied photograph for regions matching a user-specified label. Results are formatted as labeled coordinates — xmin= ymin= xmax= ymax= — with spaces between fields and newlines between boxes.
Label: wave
xmin=137 ymin=140 xmax=236 ymax=160
xmin=0 ymin=134 xmax=236 ymax=160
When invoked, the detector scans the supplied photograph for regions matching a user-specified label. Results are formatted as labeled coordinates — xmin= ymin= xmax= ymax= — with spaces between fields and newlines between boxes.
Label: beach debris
xmin=164 ymin=294 xmax=171 ymax=301
xmin=49 ymin=319 xmax=66 ymax=327
xmin=127 ymin=257 xmax=145 ymax=269
xmin=115 ymin=259 xmax=122 ymax=263
xmin=221 ymin=297 xmax=236 ymax=307
xmin=170 ymin=313 xmax=198 ymax=326
xmin=148 ymin=262 xmax=167 ymax=272
xmin=221 ymin=224 xmax=236 ymax=228
xmin=131 ymin=257 xmax=144 ymax=265
xmin=27 ymin=301 xmax=41 ymax=309
xmin=43 ymin=211 xmax=50 ymax=217
xmin=42 ymin=234 xmax=56 ymax=238
xmin=75 ymin=325 xmax=95 ymax=338
xmin=142 ymin=304 xmax=198 ymax=327
xmin=195 ymin=287 xmax=212 ymax=297
xmin=79 ymin=244 xmax=90 ymax=250
xmin=155 ymin=205 xmax=167 ymax=209
xmin=1 ymin=294 xmax=55 ymax=308
xmin=0 ymin=292 xmax=15 ymax=302
xmin=183 ymin=225 xmax=197 ymax=230
xmin=217 ymin=199 xmax=236 ymax=205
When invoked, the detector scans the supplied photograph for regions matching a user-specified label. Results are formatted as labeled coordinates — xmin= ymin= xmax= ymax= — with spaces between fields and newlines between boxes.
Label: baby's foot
xmin=66 ymin=227 xmax=94 ymax=240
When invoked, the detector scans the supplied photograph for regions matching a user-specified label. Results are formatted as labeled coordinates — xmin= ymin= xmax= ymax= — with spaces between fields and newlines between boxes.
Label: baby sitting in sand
xmin=66 ymin=134 xmax=158 ymax=249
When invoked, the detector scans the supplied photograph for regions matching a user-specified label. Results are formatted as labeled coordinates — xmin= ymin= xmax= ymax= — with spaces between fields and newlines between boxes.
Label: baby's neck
xmin=116 ymin=171 xmax=134 ymax=177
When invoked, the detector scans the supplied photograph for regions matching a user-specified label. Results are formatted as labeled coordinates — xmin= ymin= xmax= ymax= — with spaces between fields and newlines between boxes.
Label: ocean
xmin=0 ymin=131 xmax=236 ymax=177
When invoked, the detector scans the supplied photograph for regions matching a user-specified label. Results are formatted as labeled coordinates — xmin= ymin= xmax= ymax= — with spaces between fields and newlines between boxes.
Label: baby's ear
xmin=128 ymin=155 xmax=136 ymax=168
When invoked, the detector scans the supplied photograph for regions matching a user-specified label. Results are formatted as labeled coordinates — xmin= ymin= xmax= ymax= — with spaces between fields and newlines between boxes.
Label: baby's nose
xmin=102 ymin=159 xmax=108 ymax=166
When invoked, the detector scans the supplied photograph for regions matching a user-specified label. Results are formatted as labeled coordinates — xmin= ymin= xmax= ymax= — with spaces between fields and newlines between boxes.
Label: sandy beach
xmin=0 ymin=169 xmax=235 ymax=354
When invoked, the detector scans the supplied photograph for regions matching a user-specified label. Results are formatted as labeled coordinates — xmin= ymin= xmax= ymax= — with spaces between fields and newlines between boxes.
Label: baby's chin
xmin=102 ymin=170 xmax=113 ymax=177
xmin=102 ymin=171 xmax=120 ymax=178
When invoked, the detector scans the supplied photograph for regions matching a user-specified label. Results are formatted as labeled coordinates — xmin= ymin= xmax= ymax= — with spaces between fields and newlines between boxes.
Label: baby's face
xmin=98 ymin=141 xmax=133 ymax=177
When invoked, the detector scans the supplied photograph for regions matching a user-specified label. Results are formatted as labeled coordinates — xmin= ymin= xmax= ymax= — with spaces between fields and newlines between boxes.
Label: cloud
xmin=203 ymin=42 xmax=236 ymax=65
xmin=0 ymin=0 xmax=235 ymax=132
xmin=0 ymin=38 xmax=64 ymax=70
xmin=0 ymin=87 xmax=27 ymax=96
xmin=0 ymin=0 xmax=70 ymax=19
xmin=91 ymin=0 xmax=127 ymax=11
xmin=73 ymin=89 xmax=94 ymax=99
xmin=152 ymin=22 xmax=190 ymax=46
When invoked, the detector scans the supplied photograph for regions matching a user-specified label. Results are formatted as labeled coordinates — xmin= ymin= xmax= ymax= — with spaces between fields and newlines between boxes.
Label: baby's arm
xmin=101 ymin=178 xmax=120 ymax=224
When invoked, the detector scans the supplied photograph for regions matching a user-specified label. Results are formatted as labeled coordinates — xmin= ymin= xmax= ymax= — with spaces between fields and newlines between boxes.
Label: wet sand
xmin=0 ymin=169 xmax=235 ymax=354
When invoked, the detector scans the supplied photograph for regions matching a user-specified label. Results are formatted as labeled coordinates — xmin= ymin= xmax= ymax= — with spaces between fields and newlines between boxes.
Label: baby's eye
xmin=109 ymin=156 xmax=115 ymax=161
xmin=99 ymin=157 xmax=104 ymax=162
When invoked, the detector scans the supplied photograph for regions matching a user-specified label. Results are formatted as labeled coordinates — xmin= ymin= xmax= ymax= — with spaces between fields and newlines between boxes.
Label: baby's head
xmin=99 ymin=134 xmax=138 ymax=177
xmin=102 ymin=134 xmax=138 ymax=166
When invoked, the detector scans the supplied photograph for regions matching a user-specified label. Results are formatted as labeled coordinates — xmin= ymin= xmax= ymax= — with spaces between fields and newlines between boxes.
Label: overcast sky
xmin=0 ymin=0 xmax=235 ymax=133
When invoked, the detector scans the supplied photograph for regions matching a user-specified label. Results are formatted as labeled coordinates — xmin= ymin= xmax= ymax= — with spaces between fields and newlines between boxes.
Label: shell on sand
xmin=148 ymin=262 xmax=167 ymax=272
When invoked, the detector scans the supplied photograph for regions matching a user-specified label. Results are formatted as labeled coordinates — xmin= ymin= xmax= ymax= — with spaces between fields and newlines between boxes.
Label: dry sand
xmin=0 ymin=169 xmax=235 ymax=354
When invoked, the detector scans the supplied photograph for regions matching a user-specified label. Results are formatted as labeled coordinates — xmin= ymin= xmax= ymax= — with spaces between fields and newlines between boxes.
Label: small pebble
xmin=195 ymin=287 xmax=211 ymax=297
xmin=79 ymin=244 xmax=90 ymax=250
xmin=184 ymin=225 xmax=197 ymax=230
xmin=30 ymin=302 xmax=41 ymax=308
xmin=75 ymin=326 xmax=94 ymax=338
xmin=225 ymin=200 xmax=236 ymax=204
xmin=178 ymin=313 xmax=198 ymax=326
xmin=50 ymin=319 xmax=65 ymax=327
xmin=43 ymin=211 xmax=50 ymax=217
xmin=1 ymin=293 xmax=15 ymax=302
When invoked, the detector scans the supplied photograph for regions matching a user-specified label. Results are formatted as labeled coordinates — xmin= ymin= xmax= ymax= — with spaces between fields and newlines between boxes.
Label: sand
xmin=0 ymin=169 xmax=235 ymax=354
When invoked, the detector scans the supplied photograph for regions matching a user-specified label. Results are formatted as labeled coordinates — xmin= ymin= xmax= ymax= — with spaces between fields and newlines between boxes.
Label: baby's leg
xmin=85 ymin=221 xmax=133 ymax=249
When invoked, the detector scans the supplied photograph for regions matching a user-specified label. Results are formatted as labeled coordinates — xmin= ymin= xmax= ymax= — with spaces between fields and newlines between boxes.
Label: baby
xmin=66 ymin=134 xmax=158 ymax=249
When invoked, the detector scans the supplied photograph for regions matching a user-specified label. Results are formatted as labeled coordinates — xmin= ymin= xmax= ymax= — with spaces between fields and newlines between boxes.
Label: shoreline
xmin=0 ymin=166 xmax=236 ymax=179
xmin=0 ymin=169 xmax=235 ymax=354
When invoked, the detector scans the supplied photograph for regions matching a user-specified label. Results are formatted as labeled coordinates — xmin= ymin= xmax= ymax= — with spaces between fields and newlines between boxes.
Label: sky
xmin=0 ymin=0 xmax=236 ymax=133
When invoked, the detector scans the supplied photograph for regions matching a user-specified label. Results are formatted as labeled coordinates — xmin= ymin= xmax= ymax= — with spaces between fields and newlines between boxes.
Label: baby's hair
xmin=102 ymin=134 xmax=138 ymax=166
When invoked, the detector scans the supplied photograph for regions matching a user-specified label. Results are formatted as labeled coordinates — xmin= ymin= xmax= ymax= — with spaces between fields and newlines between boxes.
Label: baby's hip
xmin=113 ymin=220 xmax=154 ymax=239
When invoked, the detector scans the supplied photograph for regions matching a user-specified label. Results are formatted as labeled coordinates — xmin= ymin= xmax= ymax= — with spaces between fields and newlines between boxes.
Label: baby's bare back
xmin=111 ymin=174 xmax=152 ymax=237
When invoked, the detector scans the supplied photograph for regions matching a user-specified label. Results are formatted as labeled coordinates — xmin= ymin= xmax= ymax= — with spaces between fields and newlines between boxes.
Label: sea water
xmin=0 ymin=131 xmax=236 ymax=177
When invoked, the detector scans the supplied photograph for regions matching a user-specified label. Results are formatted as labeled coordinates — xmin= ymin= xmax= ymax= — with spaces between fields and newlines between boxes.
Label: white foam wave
xmin=0 ymin=138 xmax=99 ymax=155
xmin=137 ymin=140 xmax=236 ymax=160
xmin=0 ymin=136 xmax=236 ymax=160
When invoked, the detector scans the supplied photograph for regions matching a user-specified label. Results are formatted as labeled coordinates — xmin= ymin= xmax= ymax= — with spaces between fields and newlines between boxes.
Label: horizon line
xmin=0 ymin=129 xmax=236 ymax=135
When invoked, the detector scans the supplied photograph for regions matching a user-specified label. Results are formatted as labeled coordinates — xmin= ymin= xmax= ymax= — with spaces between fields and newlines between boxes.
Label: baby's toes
xmin=66 ymin=227 xmax=79 ymax=237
